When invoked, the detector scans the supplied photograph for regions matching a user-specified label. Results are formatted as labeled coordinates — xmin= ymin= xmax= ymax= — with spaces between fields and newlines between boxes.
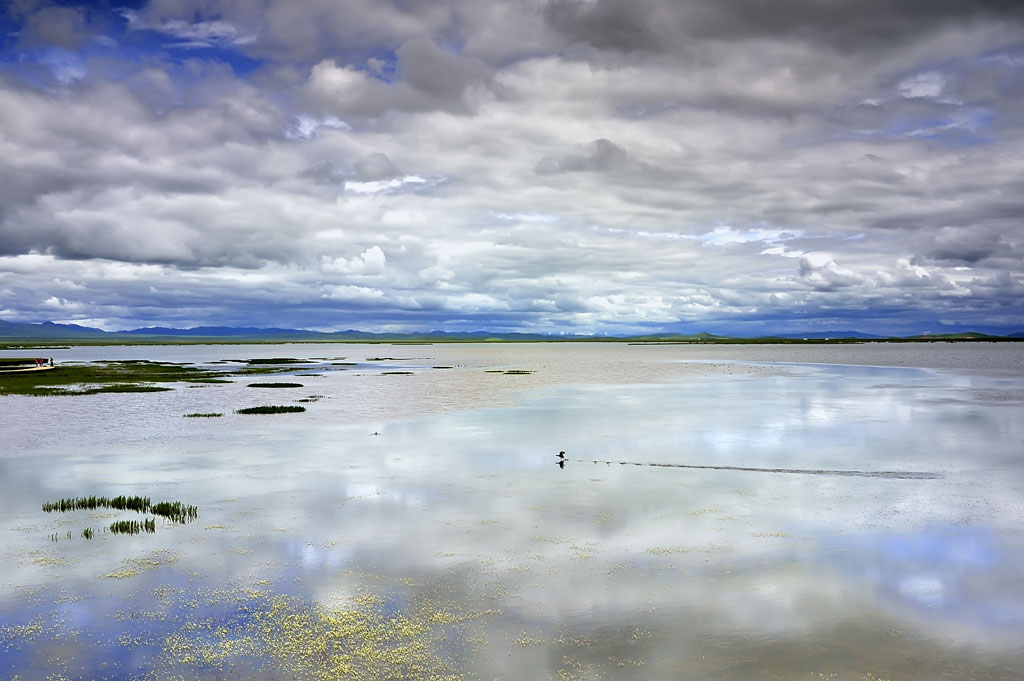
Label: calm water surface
xmin=1 ymin=342 xmax=1023 ymax=680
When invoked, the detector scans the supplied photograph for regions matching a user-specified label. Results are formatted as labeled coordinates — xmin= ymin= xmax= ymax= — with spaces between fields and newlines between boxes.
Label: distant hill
xmin=1 ymin=318 xmax=1021 ymax=344
xmin=0 ymin=320 xmax=107 ymax=339
xmin=763 ymin=331 xmax=884 ymax=340
xmin=123 ymin=326 xmax=321 ymax=337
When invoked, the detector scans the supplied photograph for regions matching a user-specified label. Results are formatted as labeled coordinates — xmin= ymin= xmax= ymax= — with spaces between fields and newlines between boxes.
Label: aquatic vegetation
xmin=136 ymin=587 xmax=482 ymax=681
xmin=235 ymin=405 xmax=306 ymax=414
xmin=81 ymin=528 xmax=94 ymax=540
xmin=110 ymin=518 xmax=157 ymax=535
xmin=381 ymin=371 xmax=415 ymax=375
xmin=485 ymin=369 xmax=534 ymax=375
xmin=42 ymin=495 xmax=197 ymax=524
xmin=247 ymin=382 xmax=304 ymax=388
xmin=78 ymin=384 xmax=172 ymax=394
xmin=183 ymin=412 xmax=222 ymax=418
xmin=0 ymin=359 xmax=251 ymax=396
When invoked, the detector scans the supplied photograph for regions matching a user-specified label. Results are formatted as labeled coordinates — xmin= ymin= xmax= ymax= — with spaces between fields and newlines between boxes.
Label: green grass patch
xmin=83 ymin=384 xmax=172 ymax=393
xmin=0 ymin=360 xmax=245 ymax=396
xmin=184 ymin=412 xmax=223 ymax=418
xmin=247 ymin=382 xmax=304 ymax=388
xmin=235 ymin=405 xmax=306 ymax=415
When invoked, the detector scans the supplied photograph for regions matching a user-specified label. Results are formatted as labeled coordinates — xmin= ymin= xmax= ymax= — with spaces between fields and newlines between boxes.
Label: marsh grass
xmin=485 ymin=369 xmax=534 ymax=375
xmin=43 ymin=495 xmax=198 ymax=524
xmin=184 ymin=412 xmax=223 ymax=418
xmin=247 ymin=382 xmax=304 ymax=388
xmin=0 ymin=359 xmax=256 ymax=396
xmin=110 ymin=518 xmax=157 ymax=535
xmin=236 ymin=405 xmax=306 ymax=414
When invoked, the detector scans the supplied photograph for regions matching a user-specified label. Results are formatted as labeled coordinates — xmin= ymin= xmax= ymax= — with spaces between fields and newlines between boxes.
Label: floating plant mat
xmin=0 ymin=581 xmax=492 ymax=681
xmin=42 ymin=495 xmax=198 ymax=540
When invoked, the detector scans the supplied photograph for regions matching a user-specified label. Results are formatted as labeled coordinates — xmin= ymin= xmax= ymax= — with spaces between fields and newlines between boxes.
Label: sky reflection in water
xmin=1 ymin=344 xmax=1023 ymax=680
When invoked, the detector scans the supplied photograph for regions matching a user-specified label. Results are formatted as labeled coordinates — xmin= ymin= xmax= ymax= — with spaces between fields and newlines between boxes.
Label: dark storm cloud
xmin=543 ymin=0 xmax=1024 ymax=54
xmin=354 ymin=153 xmax=402 ymax=181
xmin=924 ymin=226 xmax=1017 ymax=265
xmin=298 ymin=161 xmax=346 ymax=186
xmin=536 ymin=138 xmax=650 ymax=175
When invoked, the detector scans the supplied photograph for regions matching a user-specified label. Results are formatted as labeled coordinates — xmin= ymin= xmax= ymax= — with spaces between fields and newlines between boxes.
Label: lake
xmin=2 ymin=342 xmax=1023 ymax=680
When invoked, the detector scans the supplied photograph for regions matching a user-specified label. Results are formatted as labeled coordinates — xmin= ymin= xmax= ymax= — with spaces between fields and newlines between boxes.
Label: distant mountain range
xmin=0 ymin=319 xmax=1020 ymax=343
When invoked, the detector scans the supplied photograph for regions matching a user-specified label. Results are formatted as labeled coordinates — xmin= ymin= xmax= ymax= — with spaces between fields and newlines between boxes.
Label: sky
xmin=0 ymin=0 xmax=1022 ymax=336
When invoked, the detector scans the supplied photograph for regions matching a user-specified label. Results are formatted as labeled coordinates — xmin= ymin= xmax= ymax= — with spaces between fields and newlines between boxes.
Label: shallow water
xmin=2 ymin=342 xmax=1023 ymax=680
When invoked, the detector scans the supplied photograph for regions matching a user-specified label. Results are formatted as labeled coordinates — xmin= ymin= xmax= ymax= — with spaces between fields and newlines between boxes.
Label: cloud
xmin=119 ymin=9 xmax=257 ymax=48
xmin=0 ymin=1 xmax=1021 ymax=334
xmin=354 ymin=153 xmax=402 ymax=181
xmin=536 ymin=138 xmax=646 ymax=174
xmin=924 ymin=226 xmax=1012 ymax=264
xmin=16 ymin=6 xmax=97 ymax=49
xmin=321 ymin=246 xmax=387 ymax=275
xmin=298 ymin=161 xmax=346 ymax=186
xmin=898 ymin=71 xmax=946 ymax=99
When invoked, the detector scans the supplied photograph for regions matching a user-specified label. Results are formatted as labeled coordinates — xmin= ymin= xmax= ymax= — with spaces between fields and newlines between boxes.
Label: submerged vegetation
xmin=236 ymin=405 xmax=306 ymax=414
